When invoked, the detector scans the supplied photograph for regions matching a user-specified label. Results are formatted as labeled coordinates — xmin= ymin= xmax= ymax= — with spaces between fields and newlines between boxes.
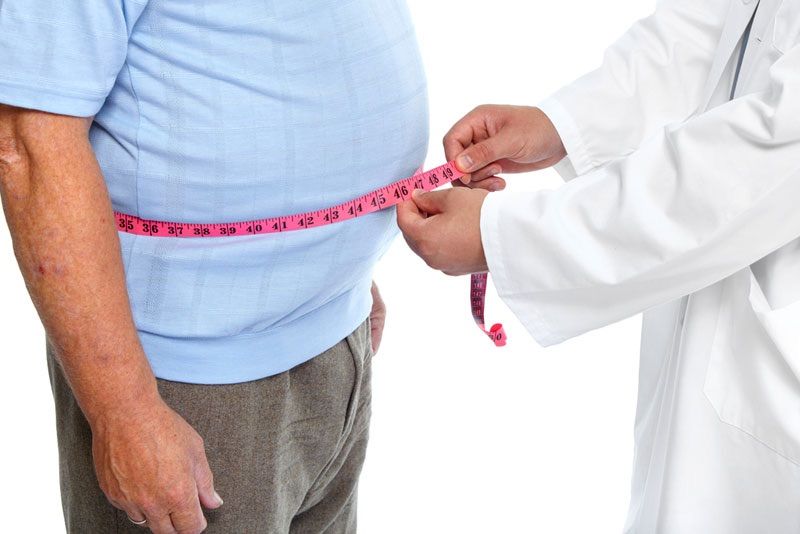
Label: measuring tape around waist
xmin=115 ymin=162 xmax=506 ymax=347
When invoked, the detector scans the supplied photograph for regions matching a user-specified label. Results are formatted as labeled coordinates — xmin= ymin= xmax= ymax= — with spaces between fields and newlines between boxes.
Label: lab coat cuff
xmin=538 ymin=96 xmax=596 ymax=180
xmin=480 ymin=192 xmax=562 ymax=347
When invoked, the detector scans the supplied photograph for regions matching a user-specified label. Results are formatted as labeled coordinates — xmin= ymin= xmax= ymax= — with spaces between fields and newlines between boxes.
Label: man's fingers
xmin=195 ymin=456 xmax=223 ymax=510
xmin=144 ymin=511 xmax=178 ymax=534
xmin=121 ymin=505 xmax=148 ymax=528
xmin=370 ymin=316 xmax=384 ymax=354
xmin=170 ymin=498 xmax=208 ymax=534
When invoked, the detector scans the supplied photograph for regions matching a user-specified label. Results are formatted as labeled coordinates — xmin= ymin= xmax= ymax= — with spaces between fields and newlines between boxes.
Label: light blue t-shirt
xmin=0 ymin=0 xmax=428 ymax=383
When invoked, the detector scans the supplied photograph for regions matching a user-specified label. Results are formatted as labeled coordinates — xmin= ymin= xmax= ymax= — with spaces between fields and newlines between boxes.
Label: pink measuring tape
xmin=115 ymin=162 xmax=506 ymax=347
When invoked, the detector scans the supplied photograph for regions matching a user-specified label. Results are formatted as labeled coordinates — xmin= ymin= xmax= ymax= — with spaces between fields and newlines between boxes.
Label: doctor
xmin=398 ymin=0 xmax=800 ymax=532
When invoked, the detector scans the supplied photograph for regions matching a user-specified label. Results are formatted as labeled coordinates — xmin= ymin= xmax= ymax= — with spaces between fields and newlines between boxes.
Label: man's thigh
xmin=291 ymin=320 xmax=373 ymax=534
xmin=48 ymin=321 xmax=372 ymax=533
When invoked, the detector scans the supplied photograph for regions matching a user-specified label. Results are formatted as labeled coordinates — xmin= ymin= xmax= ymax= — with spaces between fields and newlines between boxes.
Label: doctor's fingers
xmin=397 ymin=198 xmax=426 ymax=232
xmin=444 ymin=106 xmax=495 ymax=184
xmin=454 ymin=167 xmax=507 ymax=192
xmin=397 ymin=200 xmax=432 ymax=257
xmin=414 ymin=189 xmax=456 ymax=215
xmin=397 ymin=190 xmax=457 ymax=236
xmin=454 ymin=133 xmax=522 ymax=178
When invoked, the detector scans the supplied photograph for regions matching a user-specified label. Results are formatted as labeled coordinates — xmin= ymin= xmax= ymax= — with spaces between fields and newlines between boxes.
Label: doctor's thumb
xmin=455 ymin=136 xmax=509 ymax=174
xmin=411 ymin=189 xmax=447 ymax=214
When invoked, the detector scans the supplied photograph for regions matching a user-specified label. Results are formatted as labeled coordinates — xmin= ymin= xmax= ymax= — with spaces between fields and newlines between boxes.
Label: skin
xmin=397 ymin=188 xmax=489 ymax=276
xmin=0 ymin=104 xmax=389 ymax=534
xmin=370 ymin=281 xmax=386 ymax=354
xmin=398 ymin=105 xmax=566 ymax=275
xmin=0 ymin=105 xmax=223 ymax=534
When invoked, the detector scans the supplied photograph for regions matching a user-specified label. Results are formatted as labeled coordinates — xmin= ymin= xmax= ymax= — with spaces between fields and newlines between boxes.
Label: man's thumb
xmin=455 ymin=136 xmax=508 ymax=174
xmin=196 ymin=462 xmax=223 ymax=509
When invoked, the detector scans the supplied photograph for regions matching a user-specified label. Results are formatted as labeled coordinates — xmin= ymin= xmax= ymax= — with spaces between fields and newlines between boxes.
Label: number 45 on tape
xmin=115 ymin=162 xmax=506 ymax=347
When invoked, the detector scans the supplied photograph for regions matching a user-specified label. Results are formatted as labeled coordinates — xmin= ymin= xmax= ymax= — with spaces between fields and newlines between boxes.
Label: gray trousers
xmin=47 ymin=320 xmax=373 ymax=534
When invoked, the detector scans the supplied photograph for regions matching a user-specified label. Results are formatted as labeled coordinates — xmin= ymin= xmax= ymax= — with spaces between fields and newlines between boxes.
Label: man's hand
xmin=369 ymin=281 xmax=386 ymax=354
xmin=444 ymin=105 xmax=566 ymax=190
xmin=91 ymin=396 xmax=222 ymax=534
xmin=0 ymin=105 xmax=221 ymax=534
xmin=397 ymin=188 xmax=489 ymax=276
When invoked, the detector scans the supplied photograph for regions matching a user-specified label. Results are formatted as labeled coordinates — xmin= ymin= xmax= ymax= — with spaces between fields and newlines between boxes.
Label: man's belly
xmin=119 ymin=207 xmax=398 ymax=340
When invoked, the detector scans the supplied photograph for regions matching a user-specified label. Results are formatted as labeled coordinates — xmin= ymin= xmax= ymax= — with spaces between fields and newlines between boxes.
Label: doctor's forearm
xmin=483 ymin=44 xmax=800 ymax=344
xmin=0 ymin=106 xmax=160 ymax=426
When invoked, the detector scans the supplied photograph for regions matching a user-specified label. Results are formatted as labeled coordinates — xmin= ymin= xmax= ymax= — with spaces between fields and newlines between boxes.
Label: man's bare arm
xmin=0 ymin=105 xmax=222 ymax=534
xmin=0 ymin=104 xmax=158 ymax=427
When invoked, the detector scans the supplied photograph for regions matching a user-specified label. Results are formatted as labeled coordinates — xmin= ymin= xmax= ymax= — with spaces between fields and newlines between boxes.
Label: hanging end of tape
xmin=489 ymin=323 xmax=507 ymax=347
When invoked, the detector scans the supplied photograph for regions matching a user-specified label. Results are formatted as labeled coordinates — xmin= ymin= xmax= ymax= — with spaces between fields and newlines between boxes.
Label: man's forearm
xmin=0 ymin=106 xmax=159 ymax=427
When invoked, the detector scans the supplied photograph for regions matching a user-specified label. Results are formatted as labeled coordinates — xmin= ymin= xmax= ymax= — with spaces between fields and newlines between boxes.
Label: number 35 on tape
xmin=115 ymin=162 xmax=506 ymax=347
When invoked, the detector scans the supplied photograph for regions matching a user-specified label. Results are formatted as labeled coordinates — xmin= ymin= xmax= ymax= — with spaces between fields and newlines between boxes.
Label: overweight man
xmin=0 ymin=0 xmax=428 ymax=532
xmin=399 ymin=0 xmax=800 ymax=532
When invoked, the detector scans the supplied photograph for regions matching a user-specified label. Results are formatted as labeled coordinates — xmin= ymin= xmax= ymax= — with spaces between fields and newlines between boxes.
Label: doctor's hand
xmin=445 ymin=105 xmax=566 ymax=190
xmin=397 ymin=188 xmax=489 ymax=276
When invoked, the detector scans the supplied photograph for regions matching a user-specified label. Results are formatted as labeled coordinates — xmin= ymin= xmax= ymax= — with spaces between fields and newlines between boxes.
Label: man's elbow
xmin=0 ymin=104 xmax=90 ymax=203
xmin=0 ymin=129 xmax=25 ymax=166
xmin=0 ymin=104 xmax=29 ymax=191
xmin=0 ymin=131 xmax=31 ymax=203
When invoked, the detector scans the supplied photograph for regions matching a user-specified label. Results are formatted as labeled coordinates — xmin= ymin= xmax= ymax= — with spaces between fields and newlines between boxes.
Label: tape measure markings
xmin=116 ymin=164 xmax=455 ymax=238
xmin=114 ymin=162 xmax=506 ymax=346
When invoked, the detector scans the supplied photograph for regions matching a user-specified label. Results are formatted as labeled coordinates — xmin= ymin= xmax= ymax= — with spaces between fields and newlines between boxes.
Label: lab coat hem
xmin=480 ymin=192 xmax=562 ymax=347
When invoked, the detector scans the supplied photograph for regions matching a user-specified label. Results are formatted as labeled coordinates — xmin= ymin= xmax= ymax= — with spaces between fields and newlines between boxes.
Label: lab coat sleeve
xmin=538 ymin=0 xmax=731 ymax=180
xmin=480 ymin=44 xmax=800 ymax=346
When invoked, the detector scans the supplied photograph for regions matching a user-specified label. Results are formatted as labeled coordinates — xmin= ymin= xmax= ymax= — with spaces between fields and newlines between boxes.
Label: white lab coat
xmin=480 ymin=0 xmax=800 ymax=532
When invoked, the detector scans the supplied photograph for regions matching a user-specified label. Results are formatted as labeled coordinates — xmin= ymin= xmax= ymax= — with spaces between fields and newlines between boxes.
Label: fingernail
xmin=457 ymin=154 xmax=474 ymax=172
xmin=489 ymin=183 xmax=502 ymax=192
xmin=412 ymin=189 xmax=424 ymax=199
xmin=214 ymin=491 xmax=224 ymax=506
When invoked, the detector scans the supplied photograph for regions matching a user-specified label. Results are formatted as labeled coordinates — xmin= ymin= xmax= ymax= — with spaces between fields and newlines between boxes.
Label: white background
xmin=0 ymin=1 xmax=652 ymax=532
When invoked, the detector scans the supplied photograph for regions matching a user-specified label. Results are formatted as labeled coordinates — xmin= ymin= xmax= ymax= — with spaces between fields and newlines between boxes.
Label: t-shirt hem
xmin=140 ymin=283 xmax=372 ymax=385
